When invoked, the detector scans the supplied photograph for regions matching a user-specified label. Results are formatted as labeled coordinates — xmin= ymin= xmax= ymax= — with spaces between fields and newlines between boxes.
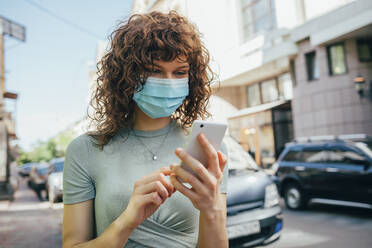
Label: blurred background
xmin=0 ymin=0 xmax=372 ymax=247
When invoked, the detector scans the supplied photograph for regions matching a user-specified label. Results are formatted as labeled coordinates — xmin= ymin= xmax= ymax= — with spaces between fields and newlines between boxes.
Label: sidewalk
xmin=0 ymin=177 xmax=63 ymax=248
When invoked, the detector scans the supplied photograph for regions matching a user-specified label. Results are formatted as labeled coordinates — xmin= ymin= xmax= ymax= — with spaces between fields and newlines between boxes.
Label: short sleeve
xmin=219 ymin=140 xmax=229 ymax=194
xmin=63 ymin=135 xmax=96 ymax=204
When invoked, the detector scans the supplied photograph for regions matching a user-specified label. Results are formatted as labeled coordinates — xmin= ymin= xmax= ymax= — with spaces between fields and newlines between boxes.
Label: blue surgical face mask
xmin=133 ymin=77 xmax=189 ymax=118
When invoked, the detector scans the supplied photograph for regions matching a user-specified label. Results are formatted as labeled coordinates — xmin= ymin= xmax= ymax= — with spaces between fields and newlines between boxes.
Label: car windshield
xmin=355 ymin=142 xmax=372 ymax=159
xmin=54 ymin=161 xmax=64 ymax=172
xmin=224 ymin=136 xmax=259 ymax=173
xmin=37 ymin=164 xmax=49 ymax=175
xmin=40 ymin=168 xmax=49 ymax=175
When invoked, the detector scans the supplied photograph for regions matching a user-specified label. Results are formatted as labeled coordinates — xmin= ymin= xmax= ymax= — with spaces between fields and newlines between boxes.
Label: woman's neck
xmin=133 ymin=106 xmax=172 ymax=131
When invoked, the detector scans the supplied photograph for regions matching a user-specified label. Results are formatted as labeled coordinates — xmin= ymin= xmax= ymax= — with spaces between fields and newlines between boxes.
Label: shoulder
xmin=66 ymin=133 xmax=97 ymax=155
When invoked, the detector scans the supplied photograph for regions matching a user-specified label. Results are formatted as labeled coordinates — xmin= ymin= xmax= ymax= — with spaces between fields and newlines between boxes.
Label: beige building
xmin=131 ymin=0 xmax=371 ymax=167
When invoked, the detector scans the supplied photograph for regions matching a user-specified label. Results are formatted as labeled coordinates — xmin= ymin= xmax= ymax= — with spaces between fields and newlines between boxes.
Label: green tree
xmin=17 ymin=129 xmax=77 ymax=164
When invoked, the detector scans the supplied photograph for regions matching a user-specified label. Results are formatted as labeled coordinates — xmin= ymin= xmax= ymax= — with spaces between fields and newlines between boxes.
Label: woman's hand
xmin=170 ymin=133 xmax=227 ymax=214
xmin=122 ymin=167 xmax=176 ymax=230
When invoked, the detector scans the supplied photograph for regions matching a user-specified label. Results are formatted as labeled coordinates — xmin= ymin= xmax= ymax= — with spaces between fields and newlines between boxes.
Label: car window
xmin=302 ymin=149 xmax=327 ymax=163
xmin=53 ymin=161 xmax=64 ymax=172
xmin=38 ymin=167 xmax=49 ymax=175
xmin=355 ymin=142 xmax=372 ymax=159
xmin=327 ymin=149 xmax=369 ymax=165
xmin=282 ymin=150 xmax=301 ymax=162
xmin=224 ymin=136 xmax=259 ymax=171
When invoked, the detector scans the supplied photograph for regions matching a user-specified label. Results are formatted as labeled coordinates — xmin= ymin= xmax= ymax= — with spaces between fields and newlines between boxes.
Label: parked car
xmin=225 ymin=136 xmax=282 ymax=248
xmin=275 ymin=135 xmax=372 ymax=210
xmin=46 ymin=157 xmax=64 ymax=204
xmin=28 ymin=163 xmax=49 ymax=200
xmin=18 ymin=162 xmax=38 ymax=177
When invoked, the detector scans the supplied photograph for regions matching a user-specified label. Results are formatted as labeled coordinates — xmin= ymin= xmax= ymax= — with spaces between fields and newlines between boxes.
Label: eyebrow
xmin=151 ymin=63 xmax=190 ymax=69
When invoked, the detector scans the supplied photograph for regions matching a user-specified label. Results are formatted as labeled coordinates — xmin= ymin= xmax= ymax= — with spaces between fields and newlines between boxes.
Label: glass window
xmin=255 ymin=16 xmax=271 ymax=33
xmin=241 ymin=0 xmax=255 ymax=8
xmin=327 ymin=149 xmax=368 ymax=165
xmin=253 ymin=0 xmax=268 ymax=19
xmin=240 ymin=0 xmax=277 ymax=42
xmin=290 ymin=60 xmax=297 ymax=87
xmin=282 ymin=150 xmax=301 ymax=162
xmin=302 ymin=149 xmax=327 ymax=163
xmin=305 ymin=51 xmax=319 ymax=81
xmin=242 ymin=7 xmax=254 ymax=25
xmin=261 ymin=79 xmax=278 ymax=103
xmin=278 ymin=73 xmax=293 ymax=100
xmin=247 ymin=83 xmax=261 ymax=107
xmin=53 ymin=161 xmax=64 ymax=172
xmin=327 ymin=43 xmax=347 ymax=75
xmin=357 ymin=40 xmax=372 ymax=62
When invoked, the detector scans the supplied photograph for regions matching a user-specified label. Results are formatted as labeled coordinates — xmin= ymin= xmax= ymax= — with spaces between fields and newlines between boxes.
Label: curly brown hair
xmin=88 ymin=11 xmax=214 ymax=149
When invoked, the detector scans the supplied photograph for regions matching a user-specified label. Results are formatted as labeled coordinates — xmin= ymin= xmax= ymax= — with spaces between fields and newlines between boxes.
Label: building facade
xmin=290 ymin=0 xmax=372 ymax=138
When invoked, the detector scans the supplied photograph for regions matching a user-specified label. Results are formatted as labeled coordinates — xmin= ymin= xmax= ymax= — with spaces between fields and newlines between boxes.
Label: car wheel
xmin=284 ymin=183 xmax=307 ymax=210
xmin=45 ymin=186 xmax=49 ymax=200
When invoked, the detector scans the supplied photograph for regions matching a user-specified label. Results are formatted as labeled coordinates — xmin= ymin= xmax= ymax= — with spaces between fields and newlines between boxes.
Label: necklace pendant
xmin=152 ymin=155 xmax=157 ymax=161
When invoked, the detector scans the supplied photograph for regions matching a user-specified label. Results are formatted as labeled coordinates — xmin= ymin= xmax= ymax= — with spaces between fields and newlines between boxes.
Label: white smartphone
xmin=179 ymin=120 xmax=227 ymax=182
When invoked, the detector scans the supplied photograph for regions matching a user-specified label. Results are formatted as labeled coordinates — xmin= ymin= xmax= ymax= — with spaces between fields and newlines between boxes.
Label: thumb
xmin=217 ymin=151 xmax=227 ymax=174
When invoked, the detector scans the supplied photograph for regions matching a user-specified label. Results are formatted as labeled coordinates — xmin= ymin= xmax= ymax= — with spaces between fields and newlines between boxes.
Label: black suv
xmin=275 ymin=135 xmax=372 ymax=210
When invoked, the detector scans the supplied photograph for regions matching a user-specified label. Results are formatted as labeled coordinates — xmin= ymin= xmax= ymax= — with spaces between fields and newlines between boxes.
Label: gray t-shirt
xmin=63 ymin=121 xmax=228 ymax=248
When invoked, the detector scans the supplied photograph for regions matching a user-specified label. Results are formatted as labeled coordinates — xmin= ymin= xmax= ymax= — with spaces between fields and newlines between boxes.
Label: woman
xmin=62 ymin=11 xmax=228 ymax=248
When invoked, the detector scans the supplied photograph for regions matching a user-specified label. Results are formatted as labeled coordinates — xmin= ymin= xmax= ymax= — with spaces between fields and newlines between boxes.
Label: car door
xmin=322 ymin=144 xmax=368 ymax=202
xmin=353 ymin=143 xmax=372 ymax=204
xmin=299 ymin=146 xmax=329 ymax=198
xmin=277 ymin=147 xmax=303 ymax=180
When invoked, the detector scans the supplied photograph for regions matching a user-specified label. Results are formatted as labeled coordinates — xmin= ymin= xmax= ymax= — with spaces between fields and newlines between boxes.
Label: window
xmin=278 ymin=73 xmax=293 ymax=100
xmin=302 ymin=149 xmax=327 ymax=163
xmin=247 ymin=83 xmax=261 ymax=107
xmin=240 ymin=0 xmax=277 ymax=43
xmin=326 ymin=149 xmax=369 ymax=166
xmin=305 ymin=51 xmax=319 ymax=81
xmin=282 ymin=150 xmax=301 ymax=162
xmin=53 ymin=161 xmax=64 ymax=172
xmin=290 ymin=60 xmax=297 ymax=87
xmin=261 ymin=79 xmax=278 ymax=103
xmin=327 ymin=43 xmax=347 ymax=75
xmin=357 ymin=40 xmax=372 ymax=62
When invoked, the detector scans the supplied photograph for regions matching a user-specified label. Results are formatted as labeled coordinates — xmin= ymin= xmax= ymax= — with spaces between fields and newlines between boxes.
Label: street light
xmin=353 ymin=75 xmax=366 ymax=97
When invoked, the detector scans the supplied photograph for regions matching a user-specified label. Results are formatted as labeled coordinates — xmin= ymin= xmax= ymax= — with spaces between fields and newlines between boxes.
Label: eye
xmin=174 ymin=70 xmax=188 ymax=76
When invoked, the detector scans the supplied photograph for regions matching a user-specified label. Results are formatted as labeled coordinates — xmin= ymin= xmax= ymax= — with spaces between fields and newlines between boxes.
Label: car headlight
xmin=264 ymin=183 xmax=279 ymax=208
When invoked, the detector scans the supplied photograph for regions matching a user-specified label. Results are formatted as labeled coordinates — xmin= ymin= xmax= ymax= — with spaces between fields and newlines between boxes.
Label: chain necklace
xmin=132 ymin=122 xmax=174 ymax=161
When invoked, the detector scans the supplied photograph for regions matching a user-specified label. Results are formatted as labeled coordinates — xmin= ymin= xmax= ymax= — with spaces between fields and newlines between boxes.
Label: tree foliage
xmin=17 ymin=130 xmax=77 ymax=164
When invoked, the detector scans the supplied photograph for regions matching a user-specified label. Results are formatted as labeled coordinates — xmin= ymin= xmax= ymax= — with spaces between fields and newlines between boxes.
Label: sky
xmin=1 ymin=0 xmax=133 ymax=151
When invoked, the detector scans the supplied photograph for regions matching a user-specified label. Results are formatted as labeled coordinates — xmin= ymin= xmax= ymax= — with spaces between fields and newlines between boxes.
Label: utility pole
xmin=0 ymin=16 xmax=25 ymax=200
xmin=0 ymin=24 xmax=4 ymax=97
xmin=0 ymin=16 xmax=26 ymax=98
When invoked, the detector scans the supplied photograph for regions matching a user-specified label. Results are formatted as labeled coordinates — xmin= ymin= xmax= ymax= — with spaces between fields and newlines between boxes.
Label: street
xmin=1 ymin=178 xmax=372 ymax=248
xmin=260 ymin=200 xmax=372 ymax=248
xmin=0 ymin=177 xmax=63 ymax=248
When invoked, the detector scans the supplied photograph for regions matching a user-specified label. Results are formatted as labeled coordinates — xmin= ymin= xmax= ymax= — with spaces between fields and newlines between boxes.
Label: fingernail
xmin=175 ymin=148 xmax=183 ymax=155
